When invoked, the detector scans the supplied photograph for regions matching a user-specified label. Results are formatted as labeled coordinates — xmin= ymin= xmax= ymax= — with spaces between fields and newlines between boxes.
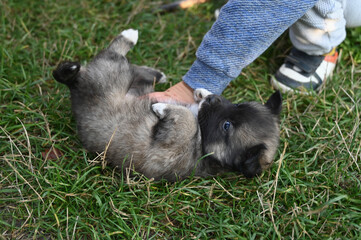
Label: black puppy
xmin=53 ymin=29 xmax=282 ymax=181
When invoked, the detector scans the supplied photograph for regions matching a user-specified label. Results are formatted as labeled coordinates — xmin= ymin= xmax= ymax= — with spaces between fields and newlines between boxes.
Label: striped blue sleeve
xmin=182 ymin=0 xmax=318 ymax=95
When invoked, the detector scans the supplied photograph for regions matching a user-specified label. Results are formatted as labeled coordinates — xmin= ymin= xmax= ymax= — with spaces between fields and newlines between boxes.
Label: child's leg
xmin=289 ymin=0 xmax=346 ymax=56
xmin=270 ymin=0 xmax=361 ymax=93
xmin=289 ymin=0 xmax=361 ymax=55
xmin=343 ymin=0 xmax=361 ymax=28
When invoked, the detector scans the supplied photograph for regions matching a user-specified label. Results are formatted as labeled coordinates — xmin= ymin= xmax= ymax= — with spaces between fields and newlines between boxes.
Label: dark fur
xmin=53 ymin=30 xmax=282 ymax=181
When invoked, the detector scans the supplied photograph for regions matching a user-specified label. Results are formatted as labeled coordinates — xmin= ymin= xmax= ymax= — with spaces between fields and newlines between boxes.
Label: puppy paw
xmin=121 ymin=29 xmax=138 ymax=45
xmin=152 ymin=103 xmax=168 ymax=119
xmin=53 ymin=61 xmax=80 ymax=85
xmin=194 ymin=88 xmax=212 ymax=102
xmin=158 ymin=72 xmax=167 ymax=83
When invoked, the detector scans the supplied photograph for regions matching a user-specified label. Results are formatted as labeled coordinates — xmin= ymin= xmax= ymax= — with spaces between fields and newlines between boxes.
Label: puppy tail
xmin=53 ymin=61 xmax=80 ymax=86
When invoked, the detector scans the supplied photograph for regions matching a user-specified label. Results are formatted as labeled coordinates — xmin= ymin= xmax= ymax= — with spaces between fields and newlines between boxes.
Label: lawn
xmin=1 ymin=0 xmax=360 ymax=239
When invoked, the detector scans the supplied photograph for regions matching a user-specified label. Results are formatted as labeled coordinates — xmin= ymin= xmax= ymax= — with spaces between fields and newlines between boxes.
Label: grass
xmin=1 ymin=0 xmax=360 ymax=239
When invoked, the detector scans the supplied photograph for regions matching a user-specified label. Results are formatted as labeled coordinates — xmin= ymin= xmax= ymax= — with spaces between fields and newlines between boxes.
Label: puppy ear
xmin=53 ymin=61 xmax=80 ymax=86
xmin=265 ymin=90 xmax=282 ymax=115
xmin=240 ymin=144 xmax=266 ymax=178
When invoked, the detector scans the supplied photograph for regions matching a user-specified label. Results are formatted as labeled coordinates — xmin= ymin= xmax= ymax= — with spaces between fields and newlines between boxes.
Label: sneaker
xmin=271 ymin=47 xmax=338 ymax=93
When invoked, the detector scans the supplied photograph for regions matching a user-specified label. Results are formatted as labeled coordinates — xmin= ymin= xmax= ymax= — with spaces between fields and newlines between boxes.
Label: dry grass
xmin=1 ymin=0 xmax=361 ymax=239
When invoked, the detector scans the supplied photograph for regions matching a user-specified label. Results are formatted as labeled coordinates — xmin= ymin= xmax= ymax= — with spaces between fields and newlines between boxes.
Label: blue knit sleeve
xmin=182 ymin=0 xmax=318 ymax=95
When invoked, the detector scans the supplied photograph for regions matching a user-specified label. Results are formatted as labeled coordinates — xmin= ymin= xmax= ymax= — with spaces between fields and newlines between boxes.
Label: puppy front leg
xmin=194 ymin=88 xmax=212 ymax=102
xmin=152 ymin=103 xmax=169 ymax=119
xmin=151 ymin=103 xmax=198 ymax=143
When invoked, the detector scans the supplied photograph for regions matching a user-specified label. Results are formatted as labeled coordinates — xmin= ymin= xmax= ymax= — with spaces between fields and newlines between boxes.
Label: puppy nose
xmin=207 ymin=95 xmax=221 ymax=105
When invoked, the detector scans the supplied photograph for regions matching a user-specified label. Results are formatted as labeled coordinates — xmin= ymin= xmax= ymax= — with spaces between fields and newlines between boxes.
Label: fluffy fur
xmin=53 ymin=29 xmax=282 ymax=181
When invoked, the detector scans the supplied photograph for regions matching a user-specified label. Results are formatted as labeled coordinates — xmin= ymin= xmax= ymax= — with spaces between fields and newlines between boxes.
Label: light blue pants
xmin=291 ymin=0 xmax=361 ymax=55
xmin=182 ymin=0 xmax=361 ymax=94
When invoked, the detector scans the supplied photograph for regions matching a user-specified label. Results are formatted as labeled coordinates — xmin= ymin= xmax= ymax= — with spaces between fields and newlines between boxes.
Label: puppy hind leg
xmin=53 ymin=61 xmax=81 ymax=86
xmin=107 ymin=29 xmax=139 ymax=56
xmin=128 ymin=65 xmax=167 ymax=96
xmin=83 ymin=30 xmax=139 ymax=97
xmin=133 ymin=65 xmax=167 ymax=84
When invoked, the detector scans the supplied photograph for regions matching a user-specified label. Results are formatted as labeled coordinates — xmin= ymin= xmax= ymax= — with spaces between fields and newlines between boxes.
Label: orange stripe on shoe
xmin=324 ymin=51 xmax=338 ymax=63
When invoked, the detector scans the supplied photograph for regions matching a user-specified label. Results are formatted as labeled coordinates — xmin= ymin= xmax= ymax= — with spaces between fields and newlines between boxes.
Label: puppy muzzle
xmin=206 ymin=95 xmax=221 ymax=105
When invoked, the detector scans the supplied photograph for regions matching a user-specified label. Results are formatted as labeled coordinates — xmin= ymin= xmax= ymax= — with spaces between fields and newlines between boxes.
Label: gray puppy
xmin=53 ymin=29 xmax=282 ymax=181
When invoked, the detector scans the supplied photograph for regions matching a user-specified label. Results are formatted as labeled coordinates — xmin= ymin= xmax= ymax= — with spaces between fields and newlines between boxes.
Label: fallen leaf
xmin=42 ymin=147 xmax=64 ymax=160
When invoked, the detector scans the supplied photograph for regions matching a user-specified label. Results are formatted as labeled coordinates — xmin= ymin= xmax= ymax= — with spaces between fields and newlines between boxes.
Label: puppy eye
xmin=223 ymin=121 xmax=231 ymax=131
